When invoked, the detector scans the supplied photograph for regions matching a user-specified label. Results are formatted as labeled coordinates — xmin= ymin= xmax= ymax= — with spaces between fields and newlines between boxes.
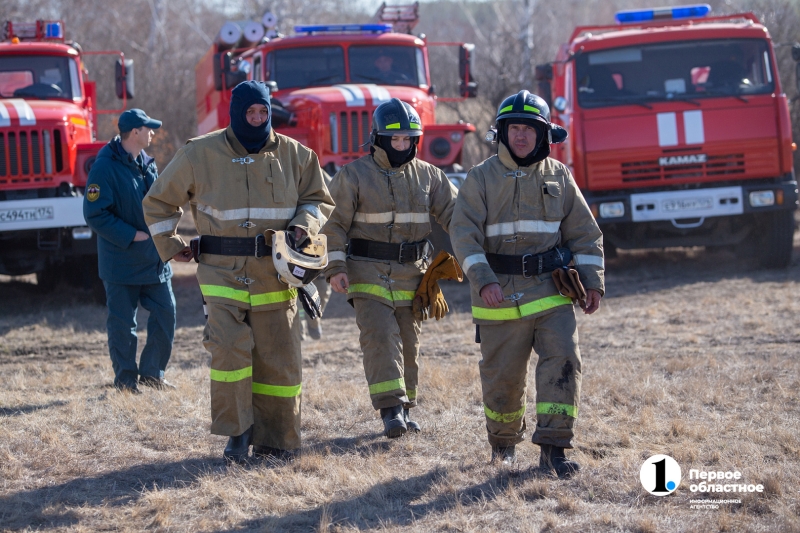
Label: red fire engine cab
xmin=0 ymin=20 xmax=134 ymax=288
xmin=542 ymin=5 xmax=798 ymax=268
xmin=195 ymin=2 xmax=478 ymax=176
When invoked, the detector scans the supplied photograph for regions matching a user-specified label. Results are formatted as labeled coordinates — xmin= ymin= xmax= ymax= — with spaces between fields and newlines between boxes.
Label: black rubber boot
xmin=223 ymin=425 xmax=253 ymax=464
xmin=379 ymin=405 xmax=407 ymax=438
xmin=539 ymin=444 xmax=580 ymax=478
xmin=403 ymin=408 xmax=421 ymax=432
xmin=491 ymin=445 xmax=517 ymax=465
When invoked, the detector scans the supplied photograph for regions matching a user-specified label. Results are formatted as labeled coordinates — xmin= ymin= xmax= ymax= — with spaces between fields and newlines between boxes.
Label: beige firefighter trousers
xmin=204 ymin=301 xmax=302 ymax=451
xmin=353 ymin=298 xmax=421 ymax=410
xmin=479 ymin=304 xmax=581 ymax=449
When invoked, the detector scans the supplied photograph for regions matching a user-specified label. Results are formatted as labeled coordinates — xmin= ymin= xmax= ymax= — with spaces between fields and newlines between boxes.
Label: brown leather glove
xmin=552 ymin=267 xmax=587 ymax=307
xmin=413 ymin=251 xmax=464 ymax=321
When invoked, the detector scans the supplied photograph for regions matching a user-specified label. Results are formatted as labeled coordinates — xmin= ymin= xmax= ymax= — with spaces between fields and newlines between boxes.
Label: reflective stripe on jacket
xmin=450 ymin=143 xmax=604 ymax=325
xmin=143 ymin=127 xmax=334 ymax=311
xmin=322 ymin=146 xmax=458 ymax=308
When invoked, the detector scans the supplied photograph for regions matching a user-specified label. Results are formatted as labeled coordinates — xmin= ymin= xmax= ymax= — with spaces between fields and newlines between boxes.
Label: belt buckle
xmin=254 ymin=234 xmax=266 ymax=258
xmin=521 ymin=254 xmax=532 ymax=278
xmin=398 ymin=242 xmax=411 ymax=263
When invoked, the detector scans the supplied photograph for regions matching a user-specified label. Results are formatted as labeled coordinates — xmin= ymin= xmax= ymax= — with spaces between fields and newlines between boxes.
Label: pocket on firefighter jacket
xmin=541 ymin=180 xmax=564 ymax=220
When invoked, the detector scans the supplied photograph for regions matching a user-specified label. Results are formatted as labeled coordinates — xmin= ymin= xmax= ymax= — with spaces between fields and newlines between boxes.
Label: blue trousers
xmin=104 ymin=281 xmax=176 ymax=388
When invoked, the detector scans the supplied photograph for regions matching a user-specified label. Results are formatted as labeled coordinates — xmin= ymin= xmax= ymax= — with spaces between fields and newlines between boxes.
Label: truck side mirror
xmin=213 ymin=52 xmax=249 ymax=91
xmin=791 ymin=43 xmax=800 ymax=62
xmin=265 ymin=80 xmax=278 ymax=93
xmin=115 ymin=59 xmax=134 ymax=99
xmin=459 ymin=43 xmax=478 ymax=98
xmin=535 ymin=63 xmax=553 ymax=107
xmin=795 ymin=63 xmax=800 ymax=95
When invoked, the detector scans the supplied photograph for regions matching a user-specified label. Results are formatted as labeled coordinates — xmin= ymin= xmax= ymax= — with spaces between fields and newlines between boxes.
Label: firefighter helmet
xmin=488 ymin=90 xmax=567 ymax=145
xmin=370 ymin=98 xmax=422 ymax=144
xmin=496 ymin=90 xmax=551 ymax=125
xmin=270 ymin=230 xmax=329 ymax=287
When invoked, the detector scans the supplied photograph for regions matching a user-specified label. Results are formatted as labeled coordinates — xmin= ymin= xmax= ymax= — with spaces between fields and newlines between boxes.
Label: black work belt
xmin=197 ymin=234 xmax=271 ymax=258
xmin=348 ymin=238 xmax=431 ymax=263
xmin=487 ymin=247 xmax=572 ymax=277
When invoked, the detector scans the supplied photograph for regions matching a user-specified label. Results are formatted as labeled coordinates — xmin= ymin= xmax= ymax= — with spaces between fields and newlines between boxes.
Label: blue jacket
xmin=83 ymin=137 xmax=172 ymax=284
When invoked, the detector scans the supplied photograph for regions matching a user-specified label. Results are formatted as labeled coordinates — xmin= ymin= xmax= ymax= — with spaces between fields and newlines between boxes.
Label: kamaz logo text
xmin=659 ymin=154 xmax=707 ymax=166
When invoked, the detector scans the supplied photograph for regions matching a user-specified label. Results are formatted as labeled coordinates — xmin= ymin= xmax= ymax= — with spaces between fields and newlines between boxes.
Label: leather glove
xmin=414 ymin=251 xmax=464 ymax=321
xmin=552 ymin=267 xmax=587 ymax=307
xmin=413 ymin=251 xmax=450 ymax=320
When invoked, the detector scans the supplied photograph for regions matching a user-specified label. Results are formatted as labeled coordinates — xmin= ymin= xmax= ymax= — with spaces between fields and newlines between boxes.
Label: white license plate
xmin=0 ymin=206 xmax=55 ymax=223
xmin=661 ymin=197 xmax=713 ymax=212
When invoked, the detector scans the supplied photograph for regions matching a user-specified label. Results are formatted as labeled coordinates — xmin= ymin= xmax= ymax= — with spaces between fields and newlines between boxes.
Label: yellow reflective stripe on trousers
xmin=210 ymin=366 xmax=253 ymax=383
xmin=537 ymin=402 xmax=578 ymax=418
xmin=348 ymin=284 xmax=415 ymax=302
xmin=472 ymin=294 xmax=571 ymax=321
xmin=484 ymin=403 xmax=526 ymax=423
xmin=200 ymin=284 xmax=297 ymax=306
xmin=200 ymin=284 xmax=250 ymax=304
xmin=251 ymin=288 xmax=297 ymax=306
xmin=369 ymin=377 xmax=405 ymax=395
xmin=252 ymin=382 xmax=302 ymax=397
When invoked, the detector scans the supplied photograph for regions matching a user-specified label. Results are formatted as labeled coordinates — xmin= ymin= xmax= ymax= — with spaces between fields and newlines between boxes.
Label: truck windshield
xmin=267 ymin=46 xmax=345 ymax=90
xmin=349 ymin=45 xmax=424 ymax=86
xmin=0 ymin=55 xmax=79 ymax=100
xmin=576 ymin=39 xmax=774 ymax=108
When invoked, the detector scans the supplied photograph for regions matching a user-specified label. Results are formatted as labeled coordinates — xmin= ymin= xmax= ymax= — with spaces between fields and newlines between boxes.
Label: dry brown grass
xmin=1 ymin=229 xmax=800 ymax=532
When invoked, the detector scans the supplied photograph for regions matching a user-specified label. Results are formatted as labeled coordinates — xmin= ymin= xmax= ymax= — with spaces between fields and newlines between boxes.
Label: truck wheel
xmin=758 ymin=210 xmax=795 ymax=269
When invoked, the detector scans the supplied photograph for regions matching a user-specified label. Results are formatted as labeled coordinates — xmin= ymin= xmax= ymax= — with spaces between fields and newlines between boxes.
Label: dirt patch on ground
xmin=1 ymin=232 xmax=799 ymax=531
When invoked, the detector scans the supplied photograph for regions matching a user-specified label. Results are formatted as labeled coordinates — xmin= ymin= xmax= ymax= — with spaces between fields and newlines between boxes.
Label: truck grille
xmin=0 ymin=128 xmax=64 ymax=185
xmin=332 ymin=110 xmax=370 ymax=155
xmin=621 ymin=153 xmax=745 ymax=183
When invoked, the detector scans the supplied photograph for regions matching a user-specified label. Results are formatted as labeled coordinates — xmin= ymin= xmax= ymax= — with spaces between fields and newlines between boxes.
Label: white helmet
xmin=270 ymin=230 xmax=328 ymax=287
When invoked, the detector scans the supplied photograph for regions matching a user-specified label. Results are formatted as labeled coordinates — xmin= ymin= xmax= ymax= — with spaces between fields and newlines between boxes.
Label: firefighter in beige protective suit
xmin=142 ymin=81 xmax=334 ymax=463
xmin=323 ymin=98 xmax=458 ymax=438
xmin=451 ymin=91 xmax=604 ymax=476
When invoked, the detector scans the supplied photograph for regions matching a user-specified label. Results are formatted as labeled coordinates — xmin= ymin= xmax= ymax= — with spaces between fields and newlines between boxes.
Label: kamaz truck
xmin=195 ymin=2 xmax=478 ymax=176
xmin=0 ymin=20 xmax=134 ymax=288
xmin=541 ymin=5 xmax=798 ymax=267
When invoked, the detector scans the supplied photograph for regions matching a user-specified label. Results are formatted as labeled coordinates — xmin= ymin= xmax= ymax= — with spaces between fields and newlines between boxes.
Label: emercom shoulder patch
xmin=87 ymin=184 xmax=100 ymax=202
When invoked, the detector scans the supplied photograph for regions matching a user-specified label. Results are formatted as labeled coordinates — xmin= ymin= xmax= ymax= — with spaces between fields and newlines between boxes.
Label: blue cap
xmin=118 ymin=108 xmax=162 ymax=133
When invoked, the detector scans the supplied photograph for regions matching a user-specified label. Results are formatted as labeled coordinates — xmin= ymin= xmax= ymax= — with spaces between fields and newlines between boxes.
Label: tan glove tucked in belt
xmin=413 ymin=250 xmax=464 ymax=321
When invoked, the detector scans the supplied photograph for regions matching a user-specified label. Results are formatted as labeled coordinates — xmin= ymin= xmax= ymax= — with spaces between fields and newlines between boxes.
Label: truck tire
xmin=35 ymin=264 xmax=62 ymax=293
xmin=758 ymin=210 xmax=795 ymax=269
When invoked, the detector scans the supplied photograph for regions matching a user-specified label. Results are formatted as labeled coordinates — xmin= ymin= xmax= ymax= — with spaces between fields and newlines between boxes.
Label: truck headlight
xmin=749 ymin=190 xmax=775 ymax=207
xmin=72 ymin=227 xmax=93 ymax=240
xmin=599 ymin=201 xmax=625 ymax=218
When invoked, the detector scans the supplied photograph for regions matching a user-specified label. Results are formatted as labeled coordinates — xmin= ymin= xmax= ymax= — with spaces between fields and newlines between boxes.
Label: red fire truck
xmin=541 ymin=5 xmax=798 ymax=268
xmin=0 ymin=20 xmax=134 ymax=289
xmin=195 ymin=2 xmax=478 ymax=176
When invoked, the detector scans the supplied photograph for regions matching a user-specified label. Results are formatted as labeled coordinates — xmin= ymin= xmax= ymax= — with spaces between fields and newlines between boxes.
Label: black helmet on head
xmin=488 ymin=90 xmax=568 ymax=148
xmin=370 ymin=98 xmax=422 ymax=144
xmin=495 ymin=90 xmax=551 ymax=125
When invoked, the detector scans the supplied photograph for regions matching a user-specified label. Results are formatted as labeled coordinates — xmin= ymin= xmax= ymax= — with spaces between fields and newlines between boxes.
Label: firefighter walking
xmin=323 ymin=98 xmax=459 ymax=438
xmin=450 ymin=90 xmax=604 ymax=476
xmin=143 ymin=81 xmax=333 ymax=462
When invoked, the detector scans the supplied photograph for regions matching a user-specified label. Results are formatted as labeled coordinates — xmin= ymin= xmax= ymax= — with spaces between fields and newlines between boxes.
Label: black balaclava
xmin=371 ymin=135 xmax=418 ymax=168
xmin=230 ymin=81 xmax=272 ymax=154
xmin=498 ymin=118 xmax=550 ymax=167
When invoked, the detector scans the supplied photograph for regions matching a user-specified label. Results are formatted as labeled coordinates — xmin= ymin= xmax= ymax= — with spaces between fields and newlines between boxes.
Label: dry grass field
xmin=1 ymin=225 xmax=799 ymax=532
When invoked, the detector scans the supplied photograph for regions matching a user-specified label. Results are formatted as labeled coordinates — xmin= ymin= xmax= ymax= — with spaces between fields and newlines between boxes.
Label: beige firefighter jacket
xmin=322 ymin=146 xmax=458 ymax=308
xmin=143 ymin=127 xmax=334 ymax=311
xmin=450 ymin=143 xmax=604 ymax=325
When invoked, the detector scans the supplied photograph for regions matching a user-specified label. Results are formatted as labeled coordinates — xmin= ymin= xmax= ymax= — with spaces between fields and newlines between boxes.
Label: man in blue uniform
xmin=84 ymin=109 xmax=176 ymax=394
